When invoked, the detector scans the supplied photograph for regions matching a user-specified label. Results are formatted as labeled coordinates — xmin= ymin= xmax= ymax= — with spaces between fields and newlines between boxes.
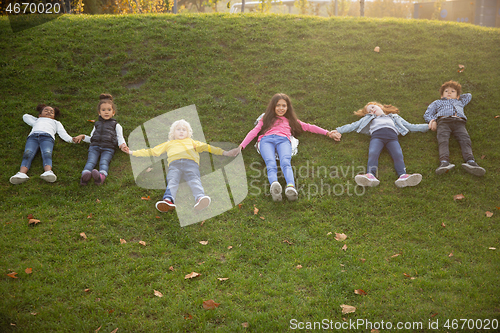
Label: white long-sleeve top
xmin=23 ymin=114 xmax=74 ymax=143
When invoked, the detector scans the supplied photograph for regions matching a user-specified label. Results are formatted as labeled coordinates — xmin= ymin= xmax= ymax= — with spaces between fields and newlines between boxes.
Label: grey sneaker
xmin=435 ymin=161 xmax=455 ymax=175
xmin=270 ymin=181 xmax=282 ymax=201
xmin=10 ymin=172 xmax=29 ymax=184
xmin=285 ymin=186 xmax=298 ymax=201
xmin=461 ymin=161 xmax=485 ymax=177
xmin=40 ymin=170 xmax=57 ymax=182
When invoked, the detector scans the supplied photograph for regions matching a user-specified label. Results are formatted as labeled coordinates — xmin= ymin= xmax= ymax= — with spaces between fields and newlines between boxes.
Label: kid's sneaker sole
xmin=9 ymin=173 xmax=29 ymax=184
xmin=40 ymin=172 xmax=57 ymax=183
xmin=395 ymin=174 xmax=422 ymax=188
xmin=285 ymin=187 xmax=298 ymax=201
xmin=194 ymin=196 xmax=211 ymax=211
xmin=270 ymin=182 xmax=282 ymax=202
xmin=355 ymin=174 xmax=380 ymax=187
xmin=156 ymin=200 xmax=175 ymax=213
xmin=461 ymin=163 xmax=486 ymax=177
xmin=435 ymin=163 xmax=455 ymax=175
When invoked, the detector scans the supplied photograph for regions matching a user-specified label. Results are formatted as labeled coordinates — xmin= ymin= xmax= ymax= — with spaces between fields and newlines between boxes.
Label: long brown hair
xmin=353 ymin=102 xmax=400 ymax=117
xmin=259 ymin=93 xmax=303 ymax=136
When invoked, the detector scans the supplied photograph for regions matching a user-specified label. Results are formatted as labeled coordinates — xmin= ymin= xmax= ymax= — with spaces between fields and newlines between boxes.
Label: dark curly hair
xmin=36 ymin=104 xmax=60 ymax=118
xmin=439 ymin=80 xmax=462 ymax=97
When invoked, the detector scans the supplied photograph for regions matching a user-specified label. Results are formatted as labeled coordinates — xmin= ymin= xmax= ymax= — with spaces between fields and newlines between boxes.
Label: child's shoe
xmin=80 ymin=172 xmax=92 ymax=186
xmin=40 ymin=170 xmax=57 ymax=183
xmin=355 ymin=173 xmax=380 ymax=187
xmin=395 ymin=173 xmax=422 ymax=188
xmin=435 ymin=161 xmax=455 ymax=175
xmin=91 ymin=169 xmax=105 ymax=185
xmin=156 ymin=199 xmax=176 ymax=213
xmin=461 ymin=160 xmax=485 ymax=176
xmin=10 ymin=172 xmax=29 ymax=184
xmin=194 ymin=196 xmax=211 ymax=211
xmin=270 ymin=181 xmax=282 ymax=201
xmin=285 ymin=185 xmax=298 ymax=201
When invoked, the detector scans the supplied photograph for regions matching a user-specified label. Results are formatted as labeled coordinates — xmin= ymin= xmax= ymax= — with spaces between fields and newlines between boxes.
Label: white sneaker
xmin=355 ymin=173 xmax=380 ymax=187
xmin=40 ymin=170 xmax=57 ymax=183
xmin=285 ymin=186 xmax=298 ymax=201
xmin=194 ymin=196 xmax=211 ymax=211
xmin=10 ymin=172 xmax=29 ymax=184
xmin=270 ymin=181 xmax=282 ymax=201
xmin=394 ymin=173 xmax=422 ymax=188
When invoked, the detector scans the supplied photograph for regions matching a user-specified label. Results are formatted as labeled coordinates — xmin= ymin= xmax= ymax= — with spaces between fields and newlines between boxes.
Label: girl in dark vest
xmin=75 ymin=94 xmax=129 ymax=185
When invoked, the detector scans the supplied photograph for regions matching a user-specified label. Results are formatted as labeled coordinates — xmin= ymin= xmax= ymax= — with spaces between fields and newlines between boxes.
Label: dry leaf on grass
xmin=154 ymin=290 xmax=163 ymax=297
xmin=485 ymin=211 xmax=493 ymax=217
xmin=449 ymin=252 xmax=454 ymax=257
xmin=453 ymin=194 xmax=465 ymax=201
xmin=185 ymin=272 xmax=201 ymax=279
xmin=27 ymin=214 xmax=34 ymax=220
xmin=341 ymin=244 xmax=348 ymax=251
xmin=283 ymin=239 xmax=294 ymax=245
xmin=227 ymin=246 xmax=233 ymax=250
xmin=354 ymin=289 xmax=367 ymax=295
xmin=488 ymin=247 xmax=496 ymax=250
xmin=28 ymin=219 xmax=41 ymax=225
xmin=359 ymin=258 xmax=366 ymax=263
xmin=169 ymin=266 xmax=174 ymax=271
xmin=340 ymin=304 xmax=356 ymax=314
xmin=88 ymin=119 xmax=95 ymax=123
xmin=7 ymin=272 xmax=18 ymax=279
xmin=374 ymin=46 xmax=380 ymax=52
xmin=25 ymin=268 xmax=32 ymax=274
xmin=184 ymin=313 xmax=193 ymax=320
xmin=95 ymin=325 xmax=101 ymax=332
xmin=141 ymin=196 xmax=151 ymax=200
xmin=253 ymin=205 xmax=259 ymax=215
xmin=110 ymin=329 xmax=118 ymax=333
xmin=80 ymin=232 xmax=87 ymax=240
xmin=441 ymin=222 xmax=446 ymax=228
xmin=458 ymin=64 xmax=465 ymax=73
xmin=238 ymin=204 xmax=242 ymax=209
xmin=391 ymin=253 xmax=401 ymax=258
xmin=242 ymin=322 xmax=249 ymax=328
xmin=84 ymin=288 xmax=90 ymax=292
xmin=335 ymin=233 xmax=347 ymax=241
xmin=87 ymin=213 xmax=93 ymax=219
xmin=217 ymin=277 xmax=229 ymax=281
xmin=139 ymin=241 xmax=146 ymax=246
xmin=120 ymin=239 xmax=127 ymax=244
xmin=199 ymin=241 xmax=208 ymax=245
xmin=202 ymin=299 xmax=220 ymax=310
xmin=296 ymin=265 xmax=303 ymax=269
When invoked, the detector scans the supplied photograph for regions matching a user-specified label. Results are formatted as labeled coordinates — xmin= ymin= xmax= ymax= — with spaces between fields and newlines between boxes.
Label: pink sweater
xmin=240 ymin=116 xmax=328 ymax=149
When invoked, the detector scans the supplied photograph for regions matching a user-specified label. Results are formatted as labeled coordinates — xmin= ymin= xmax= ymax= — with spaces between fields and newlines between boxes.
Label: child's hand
xmin=120 ymin=144 xmax=129 ymax=154
xmin=224 ymin=147 xmax=241 ymax=157
xmin=328 ymin=130 xmax=341 ymax=141
xmin=429 ymin=120 xmax=437 ymax=131
xmin=73 ymin=134 xmax=85 ymax=143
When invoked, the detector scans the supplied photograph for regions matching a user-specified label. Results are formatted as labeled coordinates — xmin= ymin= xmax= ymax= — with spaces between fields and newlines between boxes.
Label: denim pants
xmin=259 ymin=134 xmax=294 ymax=186
xmin=82 ymin=146 xmax=115 ymax=176
xmin=367 ymin=128 xmax=406 ymax=176
xmin=436 ymin=117 xmax=474 ymax=162
xmin=163 ymin=159 xmax=204 ymax=203
xmin=21 ymin=133 xmax=55 ymax=169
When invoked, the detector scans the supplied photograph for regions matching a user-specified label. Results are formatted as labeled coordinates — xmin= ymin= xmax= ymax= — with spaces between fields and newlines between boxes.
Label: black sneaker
xmin=461 ymin=161 xmax=485 ymax=177
xmin=435 ymin=161 xmax=455 ymax=175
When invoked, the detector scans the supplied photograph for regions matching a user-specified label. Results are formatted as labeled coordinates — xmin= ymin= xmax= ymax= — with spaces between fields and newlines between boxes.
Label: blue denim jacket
xmin=336 ymin=114 xmax=428 ymax=136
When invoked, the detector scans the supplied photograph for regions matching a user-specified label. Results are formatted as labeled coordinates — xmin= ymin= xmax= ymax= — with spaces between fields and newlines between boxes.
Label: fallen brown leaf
xmin=335 ymin=233 xmax=347 ymax=241
xmin=391 ymin=253 xmax=401 ymax=258
xmin=169 ymin=266 xmax=174 ymax=271
xmin=253 ymin=205 xmax=259 ymax=215
xmin=27 ymin=214 xmax=34 ymax=220
xmin=371 ymin=329 xmax=380 ymax=333
xmin=96 ymin=198 xmax=101 ymax=203
xmin=227 ymin=246 xmax=233 ymax=250
xmin=327 ymin=232 xmax=332 ymax=235
xmin=30 ymin=312 xmax=37 ymax=316
xmin=259 ymin=216 xmax=265 ymax=220
xmin=87 ymin=213 xmax=93 ymax=219
xmin=374 ymin=46 xmax=380 ymax=52
xmin=449 ymin=252 xmax=454 ymax=257
xmin=354 ymin=289 xmax=367 ymax=295
xmin=242 ymin=322 xmax=249 ymax=328
xmin=141 ymin=196 xmax=151 ymax=200
xmin=25 ymin=268 xmax=32 ymax=274
xmin=80 ymin=232 xmax=87 ymax=240
xmin=238 ymin=204 xmax=242 ymax=209
xmin=296 ymin=265 xmax=302 ymax=269
xmin=485 ymin=211 xmax=493 ymax=217
xmin=340 ymin=304 xmax=356 ymax=314
xmin=184 ymin=313 xmax=193 ymax=320
xmin=453 ymin=193 xmax=465 ymax=201
xmin=430 ymin=312 xmax=438 ymax=318
xmin=185 ymin=272 xmax=201 ymax=279
xmin=341 ymin=244 xmax=348 ymax=251
xmin=110 ymin=328 xmax=118 ymax=333
xmin=84 ymin=288 xmax=90 ymax=292
xmin=202 ymin=299 xmax=220 ymax=310
xmin=488 ymin=247 xmax=496 ymax=250
xmin=95 ymin=325 xmax=101 ymax=332
xmin=283 ymin=239 xmax=294 ymax=245
xmin=120 ymin=239 xmax=127 ymax=244
xmin=217 ymin=277 xmax=229 ymax=281
xmin=139 ymin=241 xmax=146 ymax=246
xmin=481 ymin=155 xmax=486 ymax=159
xmin=199 ymin=241 xmax=208 ymax=245
xmin=7 ymin=272 xmax=18 ymax=279
xmin=154 ymin=290 xmax=163 ymax=297
xmin=28 ymin=219 xmax=41 ymax=225
xmin=441 ymin=222 xmax=446 ymax=228
xmin=88 ymin=119 xmax=95 ymax=123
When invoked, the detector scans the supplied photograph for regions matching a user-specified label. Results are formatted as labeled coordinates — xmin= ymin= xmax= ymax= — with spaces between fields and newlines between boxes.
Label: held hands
xmin=223 ymin=147 xmax=241 ymax=157
xmin=120 ymin=143 xmax=130 ymax=154
xmin=327 ymin=130 xmax=341 ymax=141
xmin=73 ymin=134 xmax=85 ymax=143
xmin=429 ymin=119 xmax=437 ymax=131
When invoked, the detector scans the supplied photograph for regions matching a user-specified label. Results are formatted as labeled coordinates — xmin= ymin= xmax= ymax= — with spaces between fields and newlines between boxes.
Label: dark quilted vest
xmin=91 ymin=116 xmax=118 ymax=149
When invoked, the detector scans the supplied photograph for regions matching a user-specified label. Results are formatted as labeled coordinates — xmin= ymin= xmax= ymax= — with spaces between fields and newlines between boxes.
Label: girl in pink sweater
xmin=238 ymin=93 xmax=339 ymax=201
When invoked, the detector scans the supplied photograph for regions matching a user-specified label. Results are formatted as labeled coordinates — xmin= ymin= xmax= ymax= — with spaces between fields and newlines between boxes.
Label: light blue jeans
xmin=21 ymin=132 xmax=55 ymax=169
xmin=82 ymin=146 xmax=115 ymax=176
xmin=163 ymin=159 xmax=204 ymax=203
xmin=259 ymin=134 xmax=294 ymax=186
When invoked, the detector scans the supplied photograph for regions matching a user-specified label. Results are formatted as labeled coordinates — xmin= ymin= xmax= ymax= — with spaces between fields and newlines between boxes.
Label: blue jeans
xmin=368 ymin=128 xmax=406 ymax=176
xmin=163 ymin=159 xmax=204 ymax=203
xmin=259 ymin=134 xmax=294 ymax=186
xmin=21 ymin=133 xmax=55 ymax=169
xmin=82 ymin=146 xmax=115 ymax=176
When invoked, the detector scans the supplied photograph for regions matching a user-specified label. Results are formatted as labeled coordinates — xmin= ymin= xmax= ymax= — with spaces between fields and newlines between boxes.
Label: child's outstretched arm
xmin=224 ymin=147 xmax=241 ymax=157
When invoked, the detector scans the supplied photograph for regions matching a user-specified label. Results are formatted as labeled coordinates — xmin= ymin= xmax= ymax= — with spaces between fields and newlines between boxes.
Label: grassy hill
xmin=1 ymin=13 xmax=499 ymax=332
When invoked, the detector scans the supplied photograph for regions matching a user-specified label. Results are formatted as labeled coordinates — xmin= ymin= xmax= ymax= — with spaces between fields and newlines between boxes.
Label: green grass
xmin=1 ymin=13 xmax=500 ymax=332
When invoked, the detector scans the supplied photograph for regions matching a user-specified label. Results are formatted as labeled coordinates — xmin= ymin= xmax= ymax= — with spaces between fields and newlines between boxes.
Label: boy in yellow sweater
xmin=127 ymin=119 xmax=239 ymax=212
